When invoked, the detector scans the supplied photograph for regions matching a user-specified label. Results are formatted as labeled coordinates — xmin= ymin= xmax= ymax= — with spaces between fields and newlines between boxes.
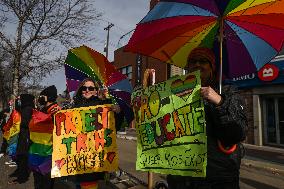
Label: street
xmin=115 ymin=138 xmax=284 ymax=189
xmin=0 ymin=153 xmax=74 ymax=189
xmin=0 ymin=137 xmax=284 ymax=189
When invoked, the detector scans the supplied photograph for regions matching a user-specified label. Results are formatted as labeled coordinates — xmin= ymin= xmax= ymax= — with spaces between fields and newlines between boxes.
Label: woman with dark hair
xmin=70 ymin=78 xmax=121 ymax=189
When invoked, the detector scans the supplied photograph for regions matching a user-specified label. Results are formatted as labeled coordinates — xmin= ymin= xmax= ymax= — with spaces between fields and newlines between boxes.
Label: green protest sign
xmin=131 ymin=71 xmax=207 ymax=177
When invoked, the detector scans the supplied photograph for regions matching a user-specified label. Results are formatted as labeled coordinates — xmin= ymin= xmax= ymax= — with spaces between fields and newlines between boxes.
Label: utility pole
xmin=104 ymin=23 xmax=114 ymax=59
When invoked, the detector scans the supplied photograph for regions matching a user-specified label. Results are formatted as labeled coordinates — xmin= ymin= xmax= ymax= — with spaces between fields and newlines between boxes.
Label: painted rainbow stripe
xmin=171 ymin=75 xmax=197 ymax=95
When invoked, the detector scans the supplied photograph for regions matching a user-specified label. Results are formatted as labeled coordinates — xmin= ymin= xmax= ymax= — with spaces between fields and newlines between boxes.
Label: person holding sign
xmin=69 ymin=78 xmax=121 ymax=189
xmin=167 ymin=48 xmax=247 ymax=189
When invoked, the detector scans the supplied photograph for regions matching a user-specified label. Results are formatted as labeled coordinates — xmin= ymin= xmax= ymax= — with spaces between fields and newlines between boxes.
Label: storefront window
xmin=266 ymin=98 xmax=276 ymax=143
xmin=120 ymin=65 xmax=133 ymax=80
xmin=264 ymin=97 xmax=284 ymax=146
xmin=279 ymin=98 xmax=284 ymax=144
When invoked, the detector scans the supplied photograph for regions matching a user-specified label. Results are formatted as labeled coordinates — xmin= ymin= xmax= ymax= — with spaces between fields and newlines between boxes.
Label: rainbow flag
xmin=28 ymin=109 xmax=54 ymax=175
xmin=3 ymin=110 xmax=21 ymax=157
xmin=79 ymin=181 xmax=98 ymax=189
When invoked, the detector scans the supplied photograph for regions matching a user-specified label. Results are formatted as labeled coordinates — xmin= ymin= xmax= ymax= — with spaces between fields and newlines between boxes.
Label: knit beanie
xmin=188 ymin=47 xmax=216 ymax=72
xmin=40 ymin=85 xmax=57 ymax=102
xmin=20 ymin=94 xmax=35 ymax=103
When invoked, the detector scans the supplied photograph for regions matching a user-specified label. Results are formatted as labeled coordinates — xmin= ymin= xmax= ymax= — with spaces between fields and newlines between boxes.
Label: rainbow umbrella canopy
xmin=64 ymin=45 xmax=134 ymax=124
xmin=126 ymin=0 xmax=284 ymax=82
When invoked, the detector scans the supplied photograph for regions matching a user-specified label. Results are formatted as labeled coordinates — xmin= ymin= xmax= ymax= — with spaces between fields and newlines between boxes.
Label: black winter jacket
xmin=16 ymin=105 xmax=34 ymax=155
xmin=168 ymin=85 xmax=247 ymax=184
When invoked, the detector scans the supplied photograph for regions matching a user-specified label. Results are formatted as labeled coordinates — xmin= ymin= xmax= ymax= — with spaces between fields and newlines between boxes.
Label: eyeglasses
xmin=81 ymin=86 xmax=96 ymax=91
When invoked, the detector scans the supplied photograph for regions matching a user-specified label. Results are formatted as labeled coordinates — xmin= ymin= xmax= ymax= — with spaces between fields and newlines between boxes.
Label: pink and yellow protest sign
xmin=51 ymin=105 xmax=118 ymax=178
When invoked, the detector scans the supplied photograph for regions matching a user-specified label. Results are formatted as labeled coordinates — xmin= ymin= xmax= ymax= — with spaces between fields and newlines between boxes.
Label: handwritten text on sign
xmin=51 ymin=105 xmax=118 ymax=178
xmin=131 ymin=71 xmax=207 ymax=177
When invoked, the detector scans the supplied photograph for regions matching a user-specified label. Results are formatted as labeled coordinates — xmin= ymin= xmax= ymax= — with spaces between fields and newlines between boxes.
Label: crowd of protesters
xmin=0 ymin=47 xmax=247 ymax=189
xmin=0 ymin=80 xmax=125 ymax=189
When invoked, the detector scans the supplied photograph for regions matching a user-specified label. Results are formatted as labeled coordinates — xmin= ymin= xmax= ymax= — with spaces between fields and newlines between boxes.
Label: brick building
xmin=150 ymin=0 xmax=159 ymax=10
xmin=113 ymin=46 xmax=170 ymax=88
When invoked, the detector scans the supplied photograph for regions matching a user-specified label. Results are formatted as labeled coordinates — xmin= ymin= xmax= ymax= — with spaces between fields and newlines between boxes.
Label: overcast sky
xmin=42 ymin=0 xmax=149 ymax=94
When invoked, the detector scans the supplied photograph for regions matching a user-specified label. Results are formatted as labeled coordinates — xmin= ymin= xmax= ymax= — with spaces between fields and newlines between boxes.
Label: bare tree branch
xmin=0 ymin=0 xmax=102 ymax=96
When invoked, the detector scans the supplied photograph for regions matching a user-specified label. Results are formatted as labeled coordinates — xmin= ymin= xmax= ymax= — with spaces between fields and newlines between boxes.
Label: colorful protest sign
xmin=132 ymin=71 xmax=207 ymax=177
xmin=51 ymin=105 xmax=118 ymax=178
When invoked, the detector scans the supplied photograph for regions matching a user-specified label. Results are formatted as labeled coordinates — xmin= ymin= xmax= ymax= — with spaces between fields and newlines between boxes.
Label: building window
xmin=263 ymin=97 xmax=284 ymax=146
xmin=120 ymin=65 xmax=132 ymax=80
xmin=136 ymin=55 xmax=142 ymax=84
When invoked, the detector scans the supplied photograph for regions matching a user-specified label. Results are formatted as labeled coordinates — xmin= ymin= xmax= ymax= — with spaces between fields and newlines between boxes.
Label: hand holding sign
xmin=201 ymin=86 xmax=222 ymax=106
xmin=110 ymin=104 xmax=121 ymax=113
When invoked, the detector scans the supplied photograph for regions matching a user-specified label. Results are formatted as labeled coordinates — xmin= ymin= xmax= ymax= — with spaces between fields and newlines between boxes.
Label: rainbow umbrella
xmin=126 ymin=0 xmax=284 ymax=91
xmin=64 ymin=45 xmax=134 ymax=124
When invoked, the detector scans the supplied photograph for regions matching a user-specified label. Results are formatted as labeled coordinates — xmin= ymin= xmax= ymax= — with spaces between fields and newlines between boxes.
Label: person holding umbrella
xmin=167 ymin=47 xmax=248 ymax=189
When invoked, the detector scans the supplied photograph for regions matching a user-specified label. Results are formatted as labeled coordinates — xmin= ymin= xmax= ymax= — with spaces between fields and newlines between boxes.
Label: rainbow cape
xmin=28 ymin=109 xmax=54 ymax=175
xmin=3 ymin=110 xmax=21 ymax=157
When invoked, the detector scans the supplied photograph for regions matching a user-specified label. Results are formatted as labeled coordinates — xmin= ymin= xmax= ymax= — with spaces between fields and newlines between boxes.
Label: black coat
xmin=0 ymin=112 xmax=6 ymax=132
xmin=16 ymin=105 xmax=33 ymax=155
xmin=167 ymin=85 xmax=247 ymax=185
xmin=205 ymin=85 xmax=247 ymax=179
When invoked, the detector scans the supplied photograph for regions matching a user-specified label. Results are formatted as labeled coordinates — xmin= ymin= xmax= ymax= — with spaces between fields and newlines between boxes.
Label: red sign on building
xmin=258 ymin=63 xmax=279 ymax=82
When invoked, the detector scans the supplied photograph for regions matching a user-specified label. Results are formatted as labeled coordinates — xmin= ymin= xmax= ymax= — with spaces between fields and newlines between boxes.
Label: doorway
xmin=263 ymin=97 xmax=284 ymax=147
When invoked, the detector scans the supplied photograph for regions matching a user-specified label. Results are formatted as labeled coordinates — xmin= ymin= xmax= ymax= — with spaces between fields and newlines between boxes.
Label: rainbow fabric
xmin=126 ymin=0 xmax=284 ymax=79
xmin=79 ymin=181 xmax=98 ymax=189
xmin=28 ymin=109 xmax=54 ymax=175
xmin=64 ymin=45 xmax=134 ymax=124
xmin=3 ymin=110 xmax=21 ymax=157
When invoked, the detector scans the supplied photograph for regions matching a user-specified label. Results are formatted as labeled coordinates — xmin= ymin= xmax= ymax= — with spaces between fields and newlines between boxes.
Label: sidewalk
xmin=242 ymin=143 xmax=284 ymax=177
xmin=116 ymin=128 xmax=284 ymax=178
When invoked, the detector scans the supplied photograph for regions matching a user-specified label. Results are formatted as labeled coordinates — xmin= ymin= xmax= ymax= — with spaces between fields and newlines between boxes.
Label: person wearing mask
xmin=70 ymin=78 xmax=121 ymax=189
xmin=8 ymin=94 xmax=35 ymax=184
xmin=167 ymin=47 xmax=247 ymax=189
xmin=30 ymin=85 xmax=60 ymax=189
